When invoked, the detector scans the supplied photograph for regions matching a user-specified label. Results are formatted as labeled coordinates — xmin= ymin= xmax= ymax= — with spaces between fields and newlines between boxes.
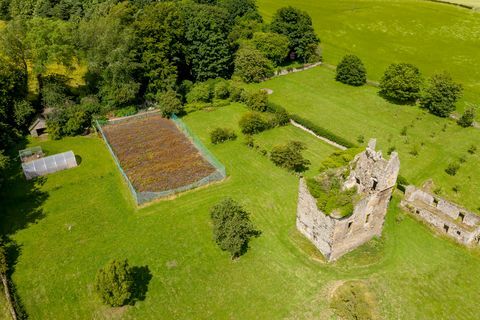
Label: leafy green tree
xmin=457 ymin=107 xmax=476 ymax=127
xmin=270 ymin=140 xmax=310 ymax=172
xmin=335 ymin=55 xmax=367 ymax=86
xmin=210 ymin=198 xmax=259 ymax=258
xmin=186 ymin=81 xmax=213 ymax=103
xmin=156 ymin=90 xmax=183 ymax=117
xmin=220 ymin=0 xmax=260 ymax=23
xmin=238 ymin=112 xmax=269 ymax=134
xmin=183 ymin=3 xmax=233 ymax=81
xmin=270 ymin=6 xmax=320 ymax=62
xmin=252 ymin=32 xmax=289 ymax=66
xmin=234 ymin=45 xmax=273 ymax=83
xmin=8 ymin=0 xmax=36 ymax=17
xmin=379 ymin=63 xmax=422 ymax=104
xmin=13 ymin=100 xmax=34 ymax=128
xmin=244 ymin=90 xmax=268 ymax=112
xmin=134 ymin=2 xmax=184 ymax=99
xmin=420 ymin=73 xmax=462 ymax=117
xmin=79 ymin=2 xmax=141 ymax=107
xmin=95 ymin=259 xmax=134 ymax=307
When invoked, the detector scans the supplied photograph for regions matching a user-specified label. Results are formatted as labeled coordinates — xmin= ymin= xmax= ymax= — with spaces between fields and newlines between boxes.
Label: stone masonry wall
xmin=401 ymin=186 xmax=480 ymax=246
xmin=296 ymin=139 xmax=400 ymax=261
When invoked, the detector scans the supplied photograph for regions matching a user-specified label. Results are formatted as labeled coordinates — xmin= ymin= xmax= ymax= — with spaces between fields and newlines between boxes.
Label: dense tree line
xmin=0 ymin=0 xmax=321 ymax=188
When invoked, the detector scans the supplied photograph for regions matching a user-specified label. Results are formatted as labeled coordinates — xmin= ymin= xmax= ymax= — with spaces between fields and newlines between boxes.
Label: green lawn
xmin=252 ymin=66 xmax=480 ymax=212
xmin=2 ymin=104 xmax=480 ymax=319
xmin=257 ymin=0 xmax=480 ymax=113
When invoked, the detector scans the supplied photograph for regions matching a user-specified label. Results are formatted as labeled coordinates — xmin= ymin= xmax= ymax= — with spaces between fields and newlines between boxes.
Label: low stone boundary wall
xmin=401 ymin=186 xmax=480 ymax=246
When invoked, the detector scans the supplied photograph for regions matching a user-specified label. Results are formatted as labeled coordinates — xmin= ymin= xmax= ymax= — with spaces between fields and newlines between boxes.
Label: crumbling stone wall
xmin=401 ymin=186 xmax=480 ymax=246
xmin=296 ymin=139 xmax=400 ymax=261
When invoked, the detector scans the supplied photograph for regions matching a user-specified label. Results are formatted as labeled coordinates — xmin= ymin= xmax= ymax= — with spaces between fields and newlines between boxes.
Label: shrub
xmin=95 ymin=259 xmax=134 ymax=307
xmin=234 ymin=44 xmax=273 ymax=83
xmin=357 ymin=135 xmax=365 ymax=144
xmin=379 ymin=63 xmax=422 ymax=103
xmin=289 ymin=114 xmax=356 ymax=148
xmin=335 ymin=55 xmax=367 ymax=86
xmin=114 ymin=106 xmax=137 ymax=118
xmin=244 ymin=90 xmax=268 ymax=112
xmin=267 ymin=102 xmax=290 ymax=126
xmin=210 ymin=128 xmax=237 ymax=144
xmin=210 ymin=198 xmax=259 ymax=258
xmin=457 ymin=107 xmax=476 ymax=128
xmin=318 ymin=148 xmax=362 ymax=173
xmin=13 ymin=100 xmax=34 ymax=128
xmin=244 ymin=135 xmax=255 ymax=148
xmin=229 ymin=83 xmax=245 ymax=102
xmin=445 ymin=162 xmax=460 ymax=176
xmin=214 ymin=80 xmax=230 ymax=100
xmin=252 ymin=32 xmax=290 ymax=66
xmin=239 ymin=112 xmax=269 ymax=134
xmin=307 ymin=174 xmax=357 ymax=218
xmin=270 ymin=141 xmax=310 ymax=172
xmin=420 ymin=73 xmax=462 ymax=117
xmin=400 ymin=126 xmax=408 ymax=136
xmin=387 ymin=146 xmax=396 ymax=155
xmin=186 ymin=82 xmax=213 ymax=103
xmin=156 ymin=90 xmax=183 ymax=117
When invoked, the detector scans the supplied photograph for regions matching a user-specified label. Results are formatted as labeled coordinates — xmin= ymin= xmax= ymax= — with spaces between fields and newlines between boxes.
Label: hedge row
xmin=289 ymin=114 xmax=356 ymax=148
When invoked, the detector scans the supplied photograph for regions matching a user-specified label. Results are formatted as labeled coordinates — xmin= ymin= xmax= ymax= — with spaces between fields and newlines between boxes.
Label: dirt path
xmin=290 ymin=120 xmax=347 ymax=150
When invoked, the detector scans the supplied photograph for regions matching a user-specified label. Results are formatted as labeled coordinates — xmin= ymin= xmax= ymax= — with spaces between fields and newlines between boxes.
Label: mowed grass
xmin=3 ymin=104 xmax=480 ymax=319
xmin=257 ymin=0 xmax=480 ymax=112
xmin=252 ymin=66 xmax=480 ymax=212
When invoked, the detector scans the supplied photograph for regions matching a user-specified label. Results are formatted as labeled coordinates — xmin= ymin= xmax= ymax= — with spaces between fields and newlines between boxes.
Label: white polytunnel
xmin=20 ymin=149 xmax=78 ymax=180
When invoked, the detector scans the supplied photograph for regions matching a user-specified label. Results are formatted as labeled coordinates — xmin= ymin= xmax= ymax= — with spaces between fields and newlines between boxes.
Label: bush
xmin=270 ymin=141 xmax=310 ymax=172
xmin=335 ymin=55 xmax=367 ymax=86
xmin=47 ymin=103 xmax=94 ymax=140
xmin=186 ymin=81 xmax=213 ymax=103
xmin=457 ymin=107 xmax=476 ymax=128
xmin=252 ymin=32 xmax=290 ymax=66
xmin=266 ymin=102 xmax=290 ymax=126
xmin=229 ymin=83 xmax=245 ymax=102
xmin=289 ymin=114 xmax=356 ymax=148
xmin=13 ymin=100 xmax=34 ymax=128
xmin=244 ymin=90 xmax=268 ymax=111
xmin=468 ymin=144 xmax=477 ymax=154
xmin=239 ymin=112 xmax=269 ymax=134
xmin=318 ymin=148 xmax=362 ymax=172
xmin=95 ymin=259 xmax=134 ymax=307
xmin=214 ymin=80 xmax=230 ymax=100
xmin=156 ymin=90 xmax=184 ymax=117
xmin=234 ymin=44 xmax=273 ymax=83
xmin=210 ymin=128 xmax=237 ymax=144
xmin=445 ymin=162 xmax=460 ymax=176
xmin=379 ymin=63 xmax=422 ymax=103
xmin=210 ymin=198 xmax=259 ymax=258
xmin=114 ymin=106 xmax=137 ymax=118
xmin=420 ymin=73 xmax=462 ymax=117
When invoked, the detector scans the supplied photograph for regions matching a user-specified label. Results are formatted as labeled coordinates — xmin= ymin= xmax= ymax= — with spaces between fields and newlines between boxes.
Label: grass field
xmin=2 ymin=103 xmax=480 ymax=319
xmin=252 ymin=66 xmax=480 ymax=213
xmin=257 ymin=0 xmax=480 ymax=112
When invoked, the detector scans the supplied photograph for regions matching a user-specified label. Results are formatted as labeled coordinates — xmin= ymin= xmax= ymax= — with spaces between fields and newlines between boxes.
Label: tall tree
xmin=79 ymin=2 xmax=141 ymax=107
xmin=134 ymin=2 xmax=184 ymax=99
xmin=420 ymin=73 xmax=462 ymax=117
xmin=183 ymin=3 xmax=233 ymax=81
xmin=270 ymin=6 xmax=320 ymax=62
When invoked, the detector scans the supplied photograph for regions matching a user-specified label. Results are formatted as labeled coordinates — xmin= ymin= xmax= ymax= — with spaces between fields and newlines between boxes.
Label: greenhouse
xmin=20 ymin=147 xmax=78 ymax=180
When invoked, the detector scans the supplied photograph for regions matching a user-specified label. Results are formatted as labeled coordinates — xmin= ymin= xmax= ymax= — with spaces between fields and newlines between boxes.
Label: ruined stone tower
xmin=296 ymin=139 xmax=400 ymax=261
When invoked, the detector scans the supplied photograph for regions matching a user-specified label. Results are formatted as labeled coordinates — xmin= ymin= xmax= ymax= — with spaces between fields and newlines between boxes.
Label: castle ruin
xmin=296 ymin=139 xmax=400 ymax=261
xmin=401 ymin=186 xmax=480 ymax=246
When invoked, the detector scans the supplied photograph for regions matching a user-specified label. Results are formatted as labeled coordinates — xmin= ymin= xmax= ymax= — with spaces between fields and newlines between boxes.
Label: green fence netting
xmin=96 ymin=112 xmax=226 ymax=205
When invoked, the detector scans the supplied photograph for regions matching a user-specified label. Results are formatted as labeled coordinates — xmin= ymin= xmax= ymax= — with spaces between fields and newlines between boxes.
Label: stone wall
xmin=296 ymin=139 xmax=400 ymax=261
xmin=401 ymin=186 xmax=480 ymax=246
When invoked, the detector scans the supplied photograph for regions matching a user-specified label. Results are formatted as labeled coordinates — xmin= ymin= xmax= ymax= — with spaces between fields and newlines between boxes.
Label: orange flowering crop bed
xmin=102 ymin=114 xmax=216 ymax=192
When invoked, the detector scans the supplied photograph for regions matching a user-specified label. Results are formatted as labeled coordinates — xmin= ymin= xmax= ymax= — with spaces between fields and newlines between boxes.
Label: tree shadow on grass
xmin=130 ymin=266 xmax=152 ymax=304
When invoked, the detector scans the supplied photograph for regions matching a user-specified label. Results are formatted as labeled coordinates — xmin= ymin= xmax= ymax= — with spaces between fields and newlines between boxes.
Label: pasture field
xmin=257 ymin=0 xmax=480 ymax=112
xmin=101 ymin=114 xmax=216 ymax=193
xmin=252 ymin=66 xmax=480 ymax=212
xmin=3 ymin=104 xmax=480 ymax=319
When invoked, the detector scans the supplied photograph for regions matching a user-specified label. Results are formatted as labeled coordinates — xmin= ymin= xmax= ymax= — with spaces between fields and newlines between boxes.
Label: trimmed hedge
xmin=289 ymin=114 xmax=356 ymax=148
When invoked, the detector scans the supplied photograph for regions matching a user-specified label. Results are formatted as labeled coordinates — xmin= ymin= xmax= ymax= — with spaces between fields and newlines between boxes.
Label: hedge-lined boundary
xmin=289 ymin=114 xmax=356 ymax=149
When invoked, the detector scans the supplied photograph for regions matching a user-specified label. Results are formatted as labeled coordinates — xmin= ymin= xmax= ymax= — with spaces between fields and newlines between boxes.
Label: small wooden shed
xmin=29 ymin=117 xmax=47 ymax=137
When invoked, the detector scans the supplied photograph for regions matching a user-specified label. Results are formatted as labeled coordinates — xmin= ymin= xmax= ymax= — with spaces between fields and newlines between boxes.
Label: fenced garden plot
xmin=97 ymin=113 xmax=226 ymax=205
